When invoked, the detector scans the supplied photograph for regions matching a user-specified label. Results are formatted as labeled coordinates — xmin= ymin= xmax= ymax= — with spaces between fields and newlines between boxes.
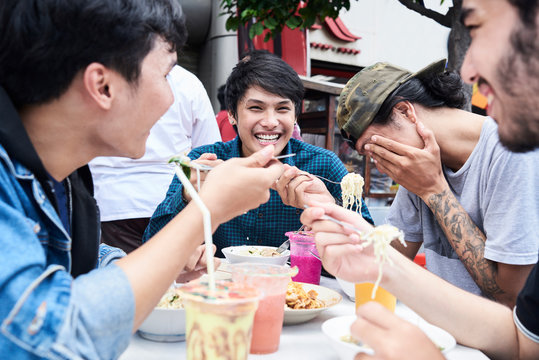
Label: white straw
xmin=196 ymin=168 xmax=201 ymax=192
xmin=174 ymin=165 xmax=215 ymax=291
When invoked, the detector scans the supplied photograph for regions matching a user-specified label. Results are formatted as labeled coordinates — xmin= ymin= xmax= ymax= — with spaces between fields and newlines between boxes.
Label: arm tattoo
xmin=426 ymin=189 xmax=504 ymax=299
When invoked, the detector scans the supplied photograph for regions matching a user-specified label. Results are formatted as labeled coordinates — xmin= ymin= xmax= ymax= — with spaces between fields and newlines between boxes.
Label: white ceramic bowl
xmin=221 ymin=245 xmax=290 ymax=265
xmin=322 ymin=315 xmax=456 ymax=359
xmin=284 ymin=282 xmax=342 ymax=325
xmin=322 ymin=315 xmax=372 ymax=359
xmin=138 ymin=307 xmax=186 ymax=342
xmin=336 ymin=277 xmax=355 ymax=300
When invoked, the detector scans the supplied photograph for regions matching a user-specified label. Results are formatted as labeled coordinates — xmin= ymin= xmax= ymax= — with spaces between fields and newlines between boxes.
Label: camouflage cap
xmin=337 ymin=59 xmax=447 ymax=141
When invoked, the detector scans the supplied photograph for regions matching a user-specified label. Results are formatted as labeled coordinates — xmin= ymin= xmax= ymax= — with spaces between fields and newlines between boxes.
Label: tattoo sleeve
xmin=426 ymin=189 xmax=504 ymax=300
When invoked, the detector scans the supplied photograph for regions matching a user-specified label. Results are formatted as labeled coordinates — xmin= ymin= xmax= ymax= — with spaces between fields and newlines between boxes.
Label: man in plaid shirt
xmin=144 ymin=50 xmax=373 ymax=255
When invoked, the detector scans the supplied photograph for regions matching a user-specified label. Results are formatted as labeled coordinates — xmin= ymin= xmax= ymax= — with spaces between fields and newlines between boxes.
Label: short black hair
xmin=372 ymin=71 xmax=467 ymax=126
xmin=0 ymin=0 xmax=187 ymax=108
xmin=225 ymin=50 xmax=304 ymax=120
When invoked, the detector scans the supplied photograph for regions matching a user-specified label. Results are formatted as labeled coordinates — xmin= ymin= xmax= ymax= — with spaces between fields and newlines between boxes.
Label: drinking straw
xmin=173 ymin=165 xmax=215 ymax=292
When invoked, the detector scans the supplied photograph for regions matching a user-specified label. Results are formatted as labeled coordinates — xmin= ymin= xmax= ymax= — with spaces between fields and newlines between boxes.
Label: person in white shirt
xmin=90 ymin=65 xmax=221 ymax=253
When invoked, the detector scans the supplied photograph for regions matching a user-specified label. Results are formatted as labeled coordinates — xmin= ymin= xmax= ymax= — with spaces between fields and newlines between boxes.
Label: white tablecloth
xmin=120 ymin=277 xmax=488 ymax=360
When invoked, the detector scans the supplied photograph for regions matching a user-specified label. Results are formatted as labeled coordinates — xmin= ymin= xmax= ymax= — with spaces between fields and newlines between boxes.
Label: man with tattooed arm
xmin=336 ymin=59 xmax=538 ymax=308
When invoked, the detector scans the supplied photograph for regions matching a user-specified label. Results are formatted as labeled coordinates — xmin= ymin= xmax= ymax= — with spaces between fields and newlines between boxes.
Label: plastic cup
xmin=286 ymin=231 xmax=322 ymax=285
xmin=178 ymin=280 xmax=259 ymax=360
xmin=231 ymin=264 xmax=297 ymax=354
xmin=355 ymin=282 xmax=396 ymax=312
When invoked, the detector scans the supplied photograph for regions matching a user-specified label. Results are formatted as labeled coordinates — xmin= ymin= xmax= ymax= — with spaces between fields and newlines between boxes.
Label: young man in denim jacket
xmin=0 ymin=1 xmax=283 ymax=358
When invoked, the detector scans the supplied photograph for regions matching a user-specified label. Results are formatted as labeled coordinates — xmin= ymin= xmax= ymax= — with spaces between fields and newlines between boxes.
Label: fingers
xmin=355 ymin=302 xmax=396 ymax=329
xmin=354 ymin=353 xmax=374 ymax=360
xmin=175 ymin=267 xmax=208 ymax=283
xmin=184 ymin=244 xmax=205 ymax=271
xmin=285 ymin=175 xmax=314 ymax=207
xmin=274 ymin=165 xmax=298 ymax=203
xmin=176 ymin=245 xmax=220 ymax=283
xmin=197 ymin=153 xmax=218 ymax=161
xmin=351 ymin=304 xmax=393 ymax=352
xmin=368 ymin=135 xmax=410 ymax=156
xmin=243 ymin=145 xmax=275 ymax=167
xmin=312 ymin=201 xmax=373 ymax=231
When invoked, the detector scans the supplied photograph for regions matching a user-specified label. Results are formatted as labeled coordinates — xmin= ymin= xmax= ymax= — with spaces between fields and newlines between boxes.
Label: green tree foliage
xmin=220 ymin=0 xmax=352 ymax=41
xmin=220 ymin=1 xmax=449 ymax=41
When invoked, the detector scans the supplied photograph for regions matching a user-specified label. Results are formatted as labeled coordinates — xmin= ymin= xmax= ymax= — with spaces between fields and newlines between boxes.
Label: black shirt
xmin=515 ymin=259 xmax=539 ymax=343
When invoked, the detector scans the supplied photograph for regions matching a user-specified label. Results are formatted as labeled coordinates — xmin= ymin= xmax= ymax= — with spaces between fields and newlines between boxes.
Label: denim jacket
xmin=0 ymin=88 xmax=135 ymax=359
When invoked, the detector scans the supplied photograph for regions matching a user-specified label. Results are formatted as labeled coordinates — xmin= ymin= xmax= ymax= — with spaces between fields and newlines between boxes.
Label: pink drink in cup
xmin=286 ymin=231 xmax=322 ymax=285
xmin=232 ymin=264 xmax=297 ymax=354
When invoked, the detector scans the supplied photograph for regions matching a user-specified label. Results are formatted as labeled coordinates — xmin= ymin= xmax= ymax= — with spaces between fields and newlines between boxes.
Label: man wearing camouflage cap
xmin=337 ymin=59 xmax=538 ymax=308
xmin=302 ymin=0 xmax=539 ymax=358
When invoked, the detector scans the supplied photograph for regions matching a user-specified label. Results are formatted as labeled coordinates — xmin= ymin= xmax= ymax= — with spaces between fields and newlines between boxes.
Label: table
xmin=120 ymin=277 xmax=488 ymax=360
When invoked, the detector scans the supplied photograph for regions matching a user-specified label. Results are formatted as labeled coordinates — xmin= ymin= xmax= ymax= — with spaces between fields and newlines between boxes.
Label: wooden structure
xmin=298 ymin=75 xmax=343 ymax=151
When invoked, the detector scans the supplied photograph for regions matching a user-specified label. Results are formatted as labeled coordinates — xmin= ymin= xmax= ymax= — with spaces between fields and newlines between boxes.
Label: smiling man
xmin=300 ymin=0 xmax=539 ymax=359
xmin=144 ymin=50 xmax=373 ymax=254
xmin=459 ymin=0 xmax=539 ymax=153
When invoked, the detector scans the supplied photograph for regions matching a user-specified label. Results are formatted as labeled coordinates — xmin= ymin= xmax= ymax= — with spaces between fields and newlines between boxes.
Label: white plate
xmin=284 ymin=282 xmax=342 ymax=325
xmin=322 ymin=315 xmax=456 ymax=359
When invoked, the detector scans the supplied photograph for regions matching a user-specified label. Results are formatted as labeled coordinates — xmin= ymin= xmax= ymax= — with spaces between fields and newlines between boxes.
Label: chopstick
xmin=181 ymin=153 xmax=296 ymax=172
xmin=273 ymin=153 xmax=296 ymax=160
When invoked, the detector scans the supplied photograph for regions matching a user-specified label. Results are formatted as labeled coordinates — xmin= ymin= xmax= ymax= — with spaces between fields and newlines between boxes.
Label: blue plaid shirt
xmin=143 ymin=138 xmax=373 ymax=255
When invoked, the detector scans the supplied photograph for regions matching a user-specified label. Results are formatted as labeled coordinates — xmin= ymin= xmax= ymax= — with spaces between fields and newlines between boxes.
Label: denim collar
xmin=0 ymin=86 xmax=98 ymax=277
xmin=0 ymin=86 xmax=58 ymax=208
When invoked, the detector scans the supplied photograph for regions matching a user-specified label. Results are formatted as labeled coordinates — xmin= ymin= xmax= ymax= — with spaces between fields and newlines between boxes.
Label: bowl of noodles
xmin=138 ymin=286 xmax=186 ymax=342
xmin=222 ymin=245 xmax=290 ymax=265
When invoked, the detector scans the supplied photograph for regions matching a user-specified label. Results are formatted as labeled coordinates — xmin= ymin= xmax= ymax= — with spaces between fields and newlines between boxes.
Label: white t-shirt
xmin=388 ymin=117 xmax=539 ymax=296
xmin=89 ymin=65 xmax=221 ymax=220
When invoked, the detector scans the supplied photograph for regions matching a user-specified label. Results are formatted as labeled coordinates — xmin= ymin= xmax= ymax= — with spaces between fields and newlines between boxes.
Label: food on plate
xmin=341 ymin=173 xmax=364 ymax=211
xmin=285 ymin=282 xmax=325 ymax=309
xmin=156 ymin=287 xmax=183 ymax=309
xmin=238 ymin=246 xmax=281 ymax=257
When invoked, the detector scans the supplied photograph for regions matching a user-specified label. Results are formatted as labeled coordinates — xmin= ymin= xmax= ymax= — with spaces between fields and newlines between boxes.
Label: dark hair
xmin=225 ymin=50 xmax=304 ymax=120
xmin=372 ymin=71 xmax=467 ymax=126
xmin=0 ymin=0 xmax=187 ymax=108
xmin=217 ymin=84 xmax=226 ymax=111
xmin=508 ymin=0 xmax=539 ymax=26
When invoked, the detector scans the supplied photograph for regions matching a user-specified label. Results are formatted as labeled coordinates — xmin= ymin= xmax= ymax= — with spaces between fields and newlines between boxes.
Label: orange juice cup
xmin=178 ymin=280 xmax=259 ymax=360
xmin=232 ymin=264 xmax=297 ymax=354
xmin=355 ymin=282 xmax=396 ymax=312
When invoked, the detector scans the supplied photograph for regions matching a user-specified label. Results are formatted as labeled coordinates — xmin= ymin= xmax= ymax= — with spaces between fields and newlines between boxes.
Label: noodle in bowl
xmin=138 ymin=287 xmax=186 ymax=342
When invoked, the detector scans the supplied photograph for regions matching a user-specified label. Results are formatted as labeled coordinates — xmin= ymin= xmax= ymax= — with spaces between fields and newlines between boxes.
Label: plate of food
xmin=221 ymin=245 xmax=290 ymax=265
xmin=321 ymin=315 xmax=456 ymax=359
xmin=284 ymin=282 xmax=342 ymax=325
xmin=138 ymin=286 xmax=186 ymax=342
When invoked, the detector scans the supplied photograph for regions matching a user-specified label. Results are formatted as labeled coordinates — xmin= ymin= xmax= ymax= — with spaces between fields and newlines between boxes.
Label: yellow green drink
xmin=179 ymin=280 xmax=259 ymax=360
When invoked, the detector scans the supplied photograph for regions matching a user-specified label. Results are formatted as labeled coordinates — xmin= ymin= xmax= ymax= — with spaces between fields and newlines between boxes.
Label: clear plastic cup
xmin=178 ymin=280 xmax=259 ymax=360
xmin=285 ymin=231 xmax=322 ymax=285
xmin=231 ymin=264 xmax=297 ymax=354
